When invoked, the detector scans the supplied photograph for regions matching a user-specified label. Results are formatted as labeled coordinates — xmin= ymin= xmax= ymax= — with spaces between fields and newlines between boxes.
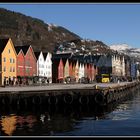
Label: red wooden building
xmin=58 ymin=58 xmax=64 ymax=82
xmin=84 ymin=63 xmax=88 ymax=78
xmin=52 ymin=53 xmax=73 ymax=83
xmin=69 ymin=62 xmax=73 ymax=77
xmin=52 ymin=58 xmax=64 ymax=83
xmin=15 ymin=45 xmax=37 ymax=78
xmin=15 ymin=48 xmax=25 ymax=77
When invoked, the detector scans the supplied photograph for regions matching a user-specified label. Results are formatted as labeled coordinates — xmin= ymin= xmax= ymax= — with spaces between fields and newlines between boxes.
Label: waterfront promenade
xmin=0 ymin=81 xmax=139 ymax=106
xmin=0 ymin=81 xmax=136 ymax=93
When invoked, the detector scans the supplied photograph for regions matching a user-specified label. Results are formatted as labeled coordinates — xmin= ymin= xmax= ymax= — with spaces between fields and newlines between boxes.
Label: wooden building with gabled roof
xmin=15 ymin=45 xmax=37 ymax=78
xmin=0 ymin=38 xmax=17 ymax=86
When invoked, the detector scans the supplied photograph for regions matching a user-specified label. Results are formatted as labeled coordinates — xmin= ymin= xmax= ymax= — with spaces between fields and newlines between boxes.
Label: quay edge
xmin=0 ymin=81 xmax=140 ymax=107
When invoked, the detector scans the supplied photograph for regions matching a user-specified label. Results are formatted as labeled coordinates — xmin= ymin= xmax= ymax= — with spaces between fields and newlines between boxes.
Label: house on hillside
xmin=0 ymin=38 xmax=17 ymax=86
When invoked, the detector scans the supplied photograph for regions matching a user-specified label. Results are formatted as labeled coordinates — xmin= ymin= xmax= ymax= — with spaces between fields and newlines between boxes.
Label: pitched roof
xmin=0 ymin=38 xmax=9 ymax=53
xmin=15 ymin=45 xmax=30 ymax=55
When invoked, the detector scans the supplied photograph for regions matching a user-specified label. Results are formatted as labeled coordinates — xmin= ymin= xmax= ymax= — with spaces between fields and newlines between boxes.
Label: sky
xmin=0 ymin=3 xmax=140 ymax=48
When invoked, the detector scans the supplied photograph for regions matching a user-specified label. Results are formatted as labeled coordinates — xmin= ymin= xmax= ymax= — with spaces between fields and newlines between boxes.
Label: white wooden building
xmin=44 ymin=52 xmax=52 ymax=83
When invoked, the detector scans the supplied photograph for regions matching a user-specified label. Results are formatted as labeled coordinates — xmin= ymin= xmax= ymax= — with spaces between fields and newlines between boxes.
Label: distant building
xmin=111 ymin=54 xmax=125 ymax=77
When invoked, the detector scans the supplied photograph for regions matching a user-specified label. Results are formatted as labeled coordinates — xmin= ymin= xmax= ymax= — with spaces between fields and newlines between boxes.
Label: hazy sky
xmin=0 ymin=3 xmax=140 ymax=48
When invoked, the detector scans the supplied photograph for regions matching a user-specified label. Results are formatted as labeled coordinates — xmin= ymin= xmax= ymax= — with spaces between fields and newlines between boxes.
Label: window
xmin=18 ymin=68 xmax=20 ymax=73
xmin=8 ymin=49 xmax=10 ymax=53
xmin=26 ymin=68 xmax=29 ymax=73
xmin=10 ymin=67 xmax=12 ymax=72
xmin=3 ymin=66 xmax=6 ymax=72
xmin=3 ymin=57 xmax=6 ymax=62
xmin=13 ymin=59 xmax=15 ymax=63
xmin=10 ymin=58 xmax=12 ymax=63
xmin=13 ymin=67 xmax=15 ymax=72
xmin=25 ymin=61 xmax=30 ymax=66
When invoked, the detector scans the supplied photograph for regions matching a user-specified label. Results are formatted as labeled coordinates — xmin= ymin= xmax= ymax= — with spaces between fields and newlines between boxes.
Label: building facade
xmin=44 ymin=52 xmax=52 ymax=83
xmin=0 ymin=38 xmax=17 ymax=86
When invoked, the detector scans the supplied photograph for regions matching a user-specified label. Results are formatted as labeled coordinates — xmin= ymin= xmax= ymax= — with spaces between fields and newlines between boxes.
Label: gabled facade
xmin=35 ymin=51 xmax=45 ymax=77
xmin=52 ymin=58 xmax=64 ymax=83
xmin=75 ymin=60 xmax=79 ymax=82
xmin=15 ymin=49 xmax=25 ymax=77
xmin=64 ymin=59 xmax=69 ymax=78
xmin=24 ymin=45 xmax=37 ymax=77
xmin=0 ymin=38 xmax=17 ymax=86
xmin=58 ymin=58 xmax=64 ymax=82
xmin=112 ymin=54 xmax=125 ymax=77
xmin=69 ymin=62 xmax=73 ymax=77
xmin=84 ymin=63 xmax=88 ymax=78
xmin=52 ymin=53 xmax=72 ymax=83
xmin=79 ymin=62 xmax=84 ymax=79
xmin=44 ymin=52 xmax=52 ymax=83
xmin=15 ymin=45 xmax=37 ymax=77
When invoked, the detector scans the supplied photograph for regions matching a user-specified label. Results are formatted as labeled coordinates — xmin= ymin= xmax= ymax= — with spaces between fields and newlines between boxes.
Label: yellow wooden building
xmin=0 ymin=38 xmax=17 ymax=86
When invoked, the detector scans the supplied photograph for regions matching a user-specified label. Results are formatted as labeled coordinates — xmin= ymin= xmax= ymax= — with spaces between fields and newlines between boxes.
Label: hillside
xmin=0 ymin=7 xmax=116 ymax=55
xmin=110 ymin=44 xmax=140 ymax=59
xmin=55 ymin=39 xmax=114 ymax=55
xmin=0 ymin=8 xmax=81 ymax=53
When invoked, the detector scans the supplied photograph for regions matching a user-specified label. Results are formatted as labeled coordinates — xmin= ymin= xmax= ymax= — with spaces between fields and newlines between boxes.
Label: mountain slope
xmin=0 ymin=8 xmax=81 ymax=52
xmin=110 ymin=44 xmax=140 ymax=59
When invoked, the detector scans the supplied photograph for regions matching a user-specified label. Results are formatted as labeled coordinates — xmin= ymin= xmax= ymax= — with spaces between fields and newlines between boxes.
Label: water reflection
xmin=0 ymin=103 xmax=116 ymax=136
xmin=0 ymin=89 xmax=139 ymax=136
xmin=1 ymin=115 xmax=17 ymax=136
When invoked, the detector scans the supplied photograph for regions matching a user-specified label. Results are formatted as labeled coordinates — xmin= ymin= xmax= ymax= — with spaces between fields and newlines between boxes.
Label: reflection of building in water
xmin=16 ymin=116 xmax=26 ymax=128
xmin=16 ymin=115 xmax=37 ymax=128
xmin=40 ymin=113 xmax=51 ymax=123
xmin=25 ymin=115 xmax=37 ymax=128
xmin=1 ymin=115 xmax=17 ymax=136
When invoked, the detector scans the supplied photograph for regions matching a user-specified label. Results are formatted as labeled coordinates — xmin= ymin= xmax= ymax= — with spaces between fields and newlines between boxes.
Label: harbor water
xmin=0 ymin=88 xmax=140 ymax=136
